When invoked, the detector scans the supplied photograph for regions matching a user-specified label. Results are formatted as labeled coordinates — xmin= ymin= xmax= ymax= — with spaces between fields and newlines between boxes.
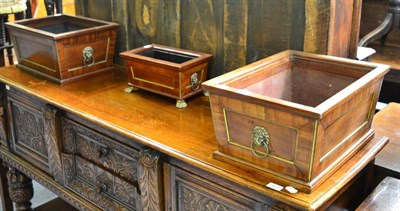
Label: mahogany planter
xmin=120 ymin=44 xmax=212 ymax=108
xmin=6 ymin=14 xmax=119 ymax=84
xmin=202 ymin=50 xmax=390 ymax=193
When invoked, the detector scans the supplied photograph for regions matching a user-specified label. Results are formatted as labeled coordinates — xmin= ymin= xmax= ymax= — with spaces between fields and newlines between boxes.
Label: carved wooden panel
xmin=166 ymin=163 xmax=271 ymax=211
xmin=6 ymin=90 xmax=50 ymax=174
xmin=61 ymin=116 xmax=139 ymax=183
xmin=43 ymin=104 xmax=63 ymax=183
xmin=0 ymin=86 xmax=7 ymax=146
xmin=61 ymin=115 xmax=164 ymax=210
xmin=11 ymin=103 xmax=46 ymax=155
xmin=0 ymin=145 xmax=101 ymax=210
xmin=62 ymin=153 xmax=140 ymax=210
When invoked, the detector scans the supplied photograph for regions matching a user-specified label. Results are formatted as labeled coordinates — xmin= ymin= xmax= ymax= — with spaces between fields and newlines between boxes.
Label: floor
xmin=31 ymin=181 xmax=58 ymax=208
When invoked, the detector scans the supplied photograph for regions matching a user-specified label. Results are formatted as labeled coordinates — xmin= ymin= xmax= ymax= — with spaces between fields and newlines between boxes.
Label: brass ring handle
xmin=251 ymin=126 xmax=270 ymax=158
xmin=190 ymin=72 xmax=200 ymax=91
xmin=83 ymin=46 xmax=95 ymax=67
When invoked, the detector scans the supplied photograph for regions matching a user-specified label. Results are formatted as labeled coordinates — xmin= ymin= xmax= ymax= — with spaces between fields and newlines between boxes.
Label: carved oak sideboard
xmin=0 ymin=66 xmax=389 ymax=211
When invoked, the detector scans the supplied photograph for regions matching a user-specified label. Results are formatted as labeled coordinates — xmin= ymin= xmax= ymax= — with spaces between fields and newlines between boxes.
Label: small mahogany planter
xmin=6 ymin=14 xmax=119 ymax=84
xmin=202 ymin=50 xmax=389 ymax=193
xmin=120 ymin=44 xmax=212 ymax=108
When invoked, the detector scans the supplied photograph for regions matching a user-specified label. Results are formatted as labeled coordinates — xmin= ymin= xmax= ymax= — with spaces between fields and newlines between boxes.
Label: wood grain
xmin=6 ymin=15 xmax=118 ymax=84
xmin=0 ymin=65 xmax=390 ymax=210
xmin=202 ymin=50 xmax=390 ymax=192
xmin=327 ymin=0 xmax=354 ymax=58
xmin=75 ymin=0 xmax=361 ymax=78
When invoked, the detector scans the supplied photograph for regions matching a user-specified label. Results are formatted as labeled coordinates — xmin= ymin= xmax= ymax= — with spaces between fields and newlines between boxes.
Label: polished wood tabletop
xmin=372 ymin=102 xmax=400 ymax=173
xmin=0 ymin=65 xmax=389 ymax=210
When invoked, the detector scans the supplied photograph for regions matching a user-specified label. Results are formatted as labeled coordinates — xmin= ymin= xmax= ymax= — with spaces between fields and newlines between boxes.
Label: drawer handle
xmin=96 ymin=183 xmax=108 ymax=193
xmin=97 ymin=147 xmax=110 ymax=158
xmin=251 ymin=126 xmax=270 ymax=158
xmin=190 ymin=72 xmax=200 ymax=90
xmin=83 ymin=46 xmax=95 ymax=67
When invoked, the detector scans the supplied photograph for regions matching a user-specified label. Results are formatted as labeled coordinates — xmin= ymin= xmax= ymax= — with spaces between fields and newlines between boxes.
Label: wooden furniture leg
xmin=6 ymin=167 xmax=34 ymax=211
xmin=0 ymin=15 xmax=7 ymax=67
xmin=1 ymin=159 xmax=13 ymax=211
xmin=55 ymin=0 xmax=63 ymax=14
xmin=0 ymin=10 xmax=24 ymax=67
xmin=44 ymin=0 xmax=63 ymax=15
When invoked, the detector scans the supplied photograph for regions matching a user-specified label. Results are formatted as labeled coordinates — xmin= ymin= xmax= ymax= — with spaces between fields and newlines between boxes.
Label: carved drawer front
xmin=166 ymin=163 xmax=273 ymax=211
xmin=61 ymin=116 xmax=141 ymax=210
xmin=6 ymin=89 xmax=51 ymax=174
xmin=62 ymin=154 xmax=140 ymax=210
xmin=61 ymin=116 xmax=139 ymax=182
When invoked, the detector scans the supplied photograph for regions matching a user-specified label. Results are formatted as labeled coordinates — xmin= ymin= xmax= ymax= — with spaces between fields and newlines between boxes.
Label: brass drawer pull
xmin=251 ymin=126 xmax=270 ymax=158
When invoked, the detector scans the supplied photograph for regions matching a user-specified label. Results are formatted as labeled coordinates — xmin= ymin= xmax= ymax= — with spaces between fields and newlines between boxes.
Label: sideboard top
xmin=0 ymin=66 xmax=388 ymax=210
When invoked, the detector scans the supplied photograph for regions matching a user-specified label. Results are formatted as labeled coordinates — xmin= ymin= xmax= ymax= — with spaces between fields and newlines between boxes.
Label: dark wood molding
xmin=138 ymin=147 xmax=163 ymax=211
xmin=43 ymin=104 xmax=63 ymax=183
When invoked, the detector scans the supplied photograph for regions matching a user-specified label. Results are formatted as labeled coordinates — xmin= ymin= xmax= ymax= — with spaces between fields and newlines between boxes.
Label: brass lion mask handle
xmin=251 ymin=126 xmax=270 ymax=158
xmin=83 ymin=46 xmax=95 ymax=67
xmin=190 ymin=72 xmax=200 ymax=91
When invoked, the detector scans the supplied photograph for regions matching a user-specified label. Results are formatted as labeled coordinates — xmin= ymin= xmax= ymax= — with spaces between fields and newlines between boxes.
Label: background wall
xmin=74 ymin=0 xmax=361 ymax=79
xmin=34 ymin=0 xmax=75 ymax=18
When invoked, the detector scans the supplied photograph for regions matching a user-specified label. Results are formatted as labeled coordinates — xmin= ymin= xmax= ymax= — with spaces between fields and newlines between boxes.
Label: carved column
xmin=0 ymin=89 xmax=7 ymax=146
xmin=43 ymin=104 xmax=63 ymax=183
xmin=6 ymin=167 xmax=33 ymax=211
xmin=1 ymin=160 xmax=13 ymax=211
xmin=138 ymin=147 xmax=163 ymax=211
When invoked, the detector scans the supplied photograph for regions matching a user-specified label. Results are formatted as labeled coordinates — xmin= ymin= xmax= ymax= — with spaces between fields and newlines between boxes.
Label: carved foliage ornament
xmin=181 ymin=185 xmax=229 ymax=211
xmin=6 ymin=167 xmax=34 ymax=210
xmin=61 ymin=117 xmax=138 ymax=182
xmin=62 ymin=153 xmax=137 ymax=210
xmin=43 ymin=104 xmax=63 ymax=182
xmin=0 ymin=90 xmax=7 ymax=144
xmin=138 ymin=147 xmax=162 ymax=211
xmin=12 ymin=104 xmax=47 ymax=156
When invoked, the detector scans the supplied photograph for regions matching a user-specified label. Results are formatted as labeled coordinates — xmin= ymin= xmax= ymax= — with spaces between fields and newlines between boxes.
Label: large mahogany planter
xmin=6 ymin=14 xmax=119 ymax=84
xmin=202 ymin=50 xmax=389 ymax=193
xmin=120 ymin=44 xmax=212 ymax=108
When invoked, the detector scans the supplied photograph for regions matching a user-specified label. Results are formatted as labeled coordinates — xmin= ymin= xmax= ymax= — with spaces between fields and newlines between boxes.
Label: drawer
xmin=62 ymin=153 xmax=140 ymax=210
xmin=165 ymin=161 xmax=274 ymax=211
xmin=61 ymin=116 xmax=139 ymax=183
xmin=6 ymin=88 xmax=51 ymax=174
xmin=61 ymin=114 xmax=164 ymax=210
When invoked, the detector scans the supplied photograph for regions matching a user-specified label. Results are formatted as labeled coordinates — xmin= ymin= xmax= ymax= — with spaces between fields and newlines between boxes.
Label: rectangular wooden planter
xmin=6 ymin=14 xmax=119 ymax=84
xmin=120 ymin=44 xmax=212 ymax=108
xmin=202 ymin=50 xmax=390 ymax=193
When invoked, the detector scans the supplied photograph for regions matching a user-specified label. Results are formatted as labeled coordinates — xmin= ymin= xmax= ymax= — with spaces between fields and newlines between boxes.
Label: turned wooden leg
xmin=44 ymin=0 xmax=55 ymax=16
xmin=6 ymin=167 xmax=33 ymax=211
